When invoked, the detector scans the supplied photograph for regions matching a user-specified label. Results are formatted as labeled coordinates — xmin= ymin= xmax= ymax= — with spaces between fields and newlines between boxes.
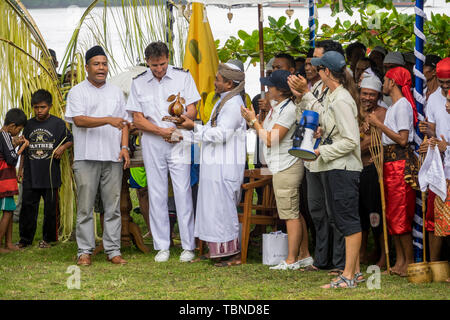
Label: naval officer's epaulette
xmin=133 ymin=70 xmax=147 ymax=80
xmin=173 ymin=67 xmax=189 ymax=73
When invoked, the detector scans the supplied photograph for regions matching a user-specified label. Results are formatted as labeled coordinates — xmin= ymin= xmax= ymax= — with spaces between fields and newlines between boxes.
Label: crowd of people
xmin=0 ymin=38 xmax=449 ymax=289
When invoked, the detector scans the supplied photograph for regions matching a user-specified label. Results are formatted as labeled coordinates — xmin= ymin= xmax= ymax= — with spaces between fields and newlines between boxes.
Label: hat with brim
xmin=260 ymin=69 xmax=291 ymax=90
xmin=311 ymin=51 xmax=346 ymax=73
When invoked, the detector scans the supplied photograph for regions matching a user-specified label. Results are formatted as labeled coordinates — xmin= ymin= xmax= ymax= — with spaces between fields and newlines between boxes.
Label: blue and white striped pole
xmin=309 ymin=0 xmax=315 ymax=48
xmin=412 ymin=0 xmax=427 ymax=263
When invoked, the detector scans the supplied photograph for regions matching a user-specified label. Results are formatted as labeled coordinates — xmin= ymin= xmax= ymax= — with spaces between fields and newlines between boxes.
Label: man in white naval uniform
xmin=126 ymin=42 xmax=200 ymax=262
xmin=176 ymin=63 xmax=247 ymax=266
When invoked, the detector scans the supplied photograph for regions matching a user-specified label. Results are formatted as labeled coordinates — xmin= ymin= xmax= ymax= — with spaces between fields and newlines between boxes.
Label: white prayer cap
xmin=362 ymin=67 xmax=375 ymax=78
xmin=224 ymin=62 xmax=241 ymax=71
xmin=361 ymin=75 xmax=382 ymax=92
xmin=226 ymin=59 xmax=244 ymax=72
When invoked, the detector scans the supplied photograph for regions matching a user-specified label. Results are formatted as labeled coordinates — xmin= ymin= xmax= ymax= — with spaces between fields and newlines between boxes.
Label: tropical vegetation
xmin=217 ymin=3 xmax=450 ymax=64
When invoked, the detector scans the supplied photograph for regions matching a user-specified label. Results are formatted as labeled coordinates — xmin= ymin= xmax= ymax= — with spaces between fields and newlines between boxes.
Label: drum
xmin=429 ymin=261 xmax=450 ymax=283
xmin=407 ymin=262 xmax=432 ymax=284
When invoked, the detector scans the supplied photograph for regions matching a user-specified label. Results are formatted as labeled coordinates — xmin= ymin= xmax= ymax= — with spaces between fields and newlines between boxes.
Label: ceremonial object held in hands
xmin=368 ymin=126 xmax=391 ymax=273
xmin=162 ymin=92 xmax=186 ymax=124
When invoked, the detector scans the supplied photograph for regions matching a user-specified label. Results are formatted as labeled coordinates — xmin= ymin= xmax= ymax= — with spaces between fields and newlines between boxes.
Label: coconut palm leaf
xmin=0 ymin=0 xmax=75 ymax=241
xmin=62 ymin=0 xmax=188 ymax=77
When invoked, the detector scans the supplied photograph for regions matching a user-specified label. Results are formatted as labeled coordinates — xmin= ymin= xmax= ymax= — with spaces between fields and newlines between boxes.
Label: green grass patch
xmin=0 ymin=191 xmax=449 ymax=300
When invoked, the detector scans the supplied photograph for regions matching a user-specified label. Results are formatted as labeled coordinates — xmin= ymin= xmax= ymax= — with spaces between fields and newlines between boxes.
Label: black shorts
xmin=324 ymin=169 xmax=361 ymax=237
xmin=359 ymin=164 xmax=382 ymax=233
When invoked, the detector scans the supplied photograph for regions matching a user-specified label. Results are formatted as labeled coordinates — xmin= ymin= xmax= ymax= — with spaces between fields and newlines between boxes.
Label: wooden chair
xmin=238 ymin=169 xmax=278 ymax=264
xmin=197 ymin=169 xmax=278 ymax=264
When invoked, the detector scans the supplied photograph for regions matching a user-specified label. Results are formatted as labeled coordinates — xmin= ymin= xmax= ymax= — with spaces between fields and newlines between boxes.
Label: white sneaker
xmin=269 ymin=260 xmax=299 ymax=270
xmin=296 ymin=256 xmax=314 ymax=268
xmin=155 ymin=250 xmax=170 ymax=262
xmin=179 ymin=250 xmax=195 ymax=262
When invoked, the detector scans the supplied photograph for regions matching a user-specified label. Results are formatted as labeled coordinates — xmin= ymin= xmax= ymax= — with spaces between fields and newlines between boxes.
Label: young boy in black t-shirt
xmin=18 ymin=90 xmax=73 ymax=248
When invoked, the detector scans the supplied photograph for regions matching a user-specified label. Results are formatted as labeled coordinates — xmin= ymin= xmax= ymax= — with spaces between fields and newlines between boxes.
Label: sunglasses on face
xmin=316 ymin=66 xmax=326 ymax=72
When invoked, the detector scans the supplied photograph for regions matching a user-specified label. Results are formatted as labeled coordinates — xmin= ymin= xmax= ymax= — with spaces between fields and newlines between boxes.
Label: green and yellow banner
xmin=183 ymin=2 xmax=219 ymax=123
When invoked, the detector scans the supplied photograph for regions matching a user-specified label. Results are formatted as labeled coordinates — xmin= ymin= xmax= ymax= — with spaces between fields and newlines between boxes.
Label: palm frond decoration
xmin=0 ymin=0 xmax=75 ymax=241
xmin=1 ymin=0 xmax=189 ymax=242
xmin=61 ymin=0 xmax=188 ymax=77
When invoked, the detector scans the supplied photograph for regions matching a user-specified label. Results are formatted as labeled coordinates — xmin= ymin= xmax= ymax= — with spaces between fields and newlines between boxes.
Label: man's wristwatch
xmin=121 ymin=146 xmax=130 ymax=151
xmin=250 ymin=119 xmax=257 ymax=127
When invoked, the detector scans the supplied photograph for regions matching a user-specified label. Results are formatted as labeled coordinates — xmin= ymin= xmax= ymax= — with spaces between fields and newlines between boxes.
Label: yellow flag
xmin=183 ymin=2 xmax=219 ymax=122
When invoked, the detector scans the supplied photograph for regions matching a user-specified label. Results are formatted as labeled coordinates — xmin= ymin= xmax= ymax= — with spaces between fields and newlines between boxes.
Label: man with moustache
xmin=358 ymin=75 xmax=387 ymax=267
xmin=65 ymin=45 xmax=130 ymax=266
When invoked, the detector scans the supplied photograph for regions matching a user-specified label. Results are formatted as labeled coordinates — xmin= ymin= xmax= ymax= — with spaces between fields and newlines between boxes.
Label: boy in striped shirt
xmin=0 ymin=109 xmax=28 ymax=253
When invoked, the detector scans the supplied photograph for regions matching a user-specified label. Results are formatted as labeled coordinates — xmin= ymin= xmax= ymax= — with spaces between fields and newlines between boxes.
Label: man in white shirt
xmin=420 ymin=58 xmax=450 ymax=139
xmin=419 ymin=58 xmax=450 ymax=262
xmin=126 ymin=42 xmax=200 ymax=263
xmin=65 ymin=46 xmax=130 ymax=266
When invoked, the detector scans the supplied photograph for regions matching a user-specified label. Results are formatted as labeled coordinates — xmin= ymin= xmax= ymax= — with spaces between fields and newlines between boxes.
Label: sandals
xmin=214 ymin=259 xmax=241 ymax=267
xmin=327 ymin=269 xmax=344 ymax=276
xmin=38 ymin=240 xmax=51 ymax=249
xmin=190 ymin=255 xmax=209 ymax=263
xmin=301 ymin=265 xmax=320 ymax=272
xmin=354 ymin=272 xmax=365 ymax=283
xmin=327 ymin=274 xmax=357 ymax=289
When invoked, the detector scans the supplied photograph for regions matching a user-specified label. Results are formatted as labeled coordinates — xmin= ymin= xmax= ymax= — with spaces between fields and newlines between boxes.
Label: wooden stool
xmin=198 ymin=169 xmax=278 ymax=264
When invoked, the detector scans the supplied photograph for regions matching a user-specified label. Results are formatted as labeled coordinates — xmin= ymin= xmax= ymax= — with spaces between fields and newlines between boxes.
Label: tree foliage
xmin=217 ymin=4 xmax=450 ymax=64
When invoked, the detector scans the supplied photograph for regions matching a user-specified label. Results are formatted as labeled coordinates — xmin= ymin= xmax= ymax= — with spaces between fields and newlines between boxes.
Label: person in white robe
xmin=175 ymin=63 xmax=247 ymax=266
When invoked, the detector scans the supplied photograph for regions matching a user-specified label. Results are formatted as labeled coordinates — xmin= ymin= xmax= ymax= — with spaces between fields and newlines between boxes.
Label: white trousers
xmin=141 ymin=134 xmax=195 ymax=251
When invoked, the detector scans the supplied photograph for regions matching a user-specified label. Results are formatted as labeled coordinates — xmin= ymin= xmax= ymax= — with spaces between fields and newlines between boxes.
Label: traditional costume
xmin=182 ymin=63 xmax=247 ymax=258
xmin=382 ymin=67 xmax=419 ymax=235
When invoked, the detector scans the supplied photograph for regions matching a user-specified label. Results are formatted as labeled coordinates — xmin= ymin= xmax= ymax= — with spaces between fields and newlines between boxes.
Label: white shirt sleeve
xmin=118 ymin=91 xmax=131 ymax=122
xmin=65 ymin=87 xmax=85 ymax=124
xmin=125 ymin=80 xmax=143 ymax=115
xmin=184 ymin=72 xmax=201 ymax=106
xmin=275 ymin=102 xmax=297 ymax=130
xmin=395 ymin=98 xmax=413 ymax=132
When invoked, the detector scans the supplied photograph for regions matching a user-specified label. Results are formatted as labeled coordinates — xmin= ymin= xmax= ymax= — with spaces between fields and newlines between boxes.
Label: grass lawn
xmin=0 ymin=191 xmax=449 ymax=300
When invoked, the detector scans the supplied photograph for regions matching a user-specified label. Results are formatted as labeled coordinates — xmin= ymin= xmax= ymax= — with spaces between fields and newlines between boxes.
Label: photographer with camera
xmin=241 ymin=70 xmax=313 ymax=270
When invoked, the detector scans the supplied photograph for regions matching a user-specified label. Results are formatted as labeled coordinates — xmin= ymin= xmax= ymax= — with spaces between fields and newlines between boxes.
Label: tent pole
xmin=258 ymin=4 xmax=267 ymax=121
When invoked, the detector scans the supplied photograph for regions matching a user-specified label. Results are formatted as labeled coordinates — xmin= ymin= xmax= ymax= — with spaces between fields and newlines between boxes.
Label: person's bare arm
xmin=53 ymin=141 xmax=73 ymax=159
xmin=184 ymin=103 xmax=197 ymax=120
xmin=72 ymin=116 xmax=128 ymax=130
xmin=132 ymin=112 xmax=174 ymax=140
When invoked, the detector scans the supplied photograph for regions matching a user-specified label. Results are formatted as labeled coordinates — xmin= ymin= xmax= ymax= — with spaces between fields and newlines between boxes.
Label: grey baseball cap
xmin=383 ymin=52 xmax=405 ymax=66
xmin=311 ymin=51 xmax=346 ymax=72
